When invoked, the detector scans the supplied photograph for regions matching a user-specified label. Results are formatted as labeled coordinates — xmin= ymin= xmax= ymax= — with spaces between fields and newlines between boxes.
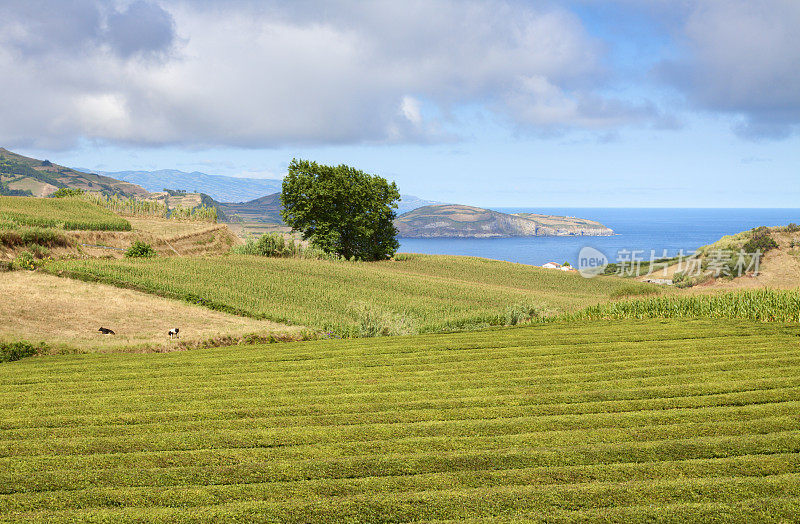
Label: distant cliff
xmin=394 ymin=205 xmax=613 ymax=238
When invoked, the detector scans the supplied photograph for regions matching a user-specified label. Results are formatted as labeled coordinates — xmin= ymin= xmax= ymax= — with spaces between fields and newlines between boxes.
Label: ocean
xmin=397 ymin=208 xmax=800 ymax=267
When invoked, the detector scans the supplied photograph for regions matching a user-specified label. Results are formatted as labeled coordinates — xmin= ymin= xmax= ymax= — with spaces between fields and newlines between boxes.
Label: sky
xmin=1 ymin=0 xmax=798 ymax=207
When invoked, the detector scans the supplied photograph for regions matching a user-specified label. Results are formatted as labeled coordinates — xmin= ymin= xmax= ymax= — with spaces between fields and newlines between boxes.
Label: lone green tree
xmin=281 ymin=159 xmax=400 ymax=260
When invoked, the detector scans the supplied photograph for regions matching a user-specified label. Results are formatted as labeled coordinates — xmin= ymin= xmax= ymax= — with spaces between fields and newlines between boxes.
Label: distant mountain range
xmin=82 ymin=169 xmax=283 ymax=203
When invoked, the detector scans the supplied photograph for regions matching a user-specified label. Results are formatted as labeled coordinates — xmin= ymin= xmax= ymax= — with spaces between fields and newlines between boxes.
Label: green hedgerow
xmin=0 ymin=341 xmax=46 ymax=362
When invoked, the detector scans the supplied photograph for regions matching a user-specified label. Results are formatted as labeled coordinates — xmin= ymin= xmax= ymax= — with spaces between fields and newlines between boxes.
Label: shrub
xmin=0 ymin=341 xmax=46 ymax=362
xmin=672 ymin=271 xmax=712 ymax=289
xmin=743 ymin=230 xmax=778 ymax=254
xmin=27 ymin=244 xmax=50 ymax=259
xmin=52 ymin=188 xmax=84 ymax=198
xmin=15 ymin=250 xmax=36 ymax=270
xmin=233 ymin=233 xmax=343 ymax=261
xmin=125 ymin=241 xmax=156 ymax=258
xmin=350 ymin=301 xmax=415 ymax=337
xmin=787 ymin=223 xmax=800 ymax=232
xmin=504 ymin=302 xmax=556 ymax=326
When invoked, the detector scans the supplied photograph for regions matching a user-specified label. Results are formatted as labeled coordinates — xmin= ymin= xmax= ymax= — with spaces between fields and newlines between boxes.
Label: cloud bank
xmin=1 ymin=0 xmax=798 ymax=149
xmin=0 ymin=0 xmax=643 ymax=149
xmin=660 ymin=0 xmax=800 ymax=139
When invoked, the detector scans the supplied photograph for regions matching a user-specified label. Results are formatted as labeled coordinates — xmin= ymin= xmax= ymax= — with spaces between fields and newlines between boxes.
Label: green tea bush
xmin=0 ymin=341 xmax=45 ymax=362
xmin=125 ymin=241 xmax=156 ymax=258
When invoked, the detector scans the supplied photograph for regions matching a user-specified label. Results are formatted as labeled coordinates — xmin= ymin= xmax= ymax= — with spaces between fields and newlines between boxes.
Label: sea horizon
xmin=398 ymin=207 xmax=800 ymax=267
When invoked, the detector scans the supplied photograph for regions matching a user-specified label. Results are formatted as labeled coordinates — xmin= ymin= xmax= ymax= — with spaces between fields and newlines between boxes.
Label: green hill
xmin=44 ymin=253 xmax=650 ymax=336
xmin=2 ymin=318 xmax=799 ymax=521
xmin=218 ymin=193 xmax=283 ymax=223
xmin=0 ymin=148 xmax=148 ymax=198
xmin=395 ymin=204 xmax=613 ymax=238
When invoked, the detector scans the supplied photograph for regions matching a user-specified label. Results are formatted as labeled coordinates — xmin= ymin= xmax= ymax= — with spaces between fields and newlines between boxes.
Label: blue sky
xmin=2 ymin=1 xmax=798 ymax=207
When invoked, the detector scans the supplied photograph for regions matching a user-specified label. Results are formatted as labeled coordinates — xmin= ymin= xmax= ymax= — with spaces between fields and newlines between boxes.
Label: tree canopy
xmin=280 ymin=159 xmax=400 ymax=261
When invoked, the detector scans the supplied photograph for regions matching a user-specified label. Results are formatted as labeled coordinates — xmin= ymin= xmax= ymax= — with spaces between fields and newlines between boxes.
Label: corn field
xmin=83 ymin=193 xmax=217 ymax=223
xmin=0 ymin=196 xmax=131 ymax=231
xmin=568 ymin=289 xmax=800 ymax=323
xmin=43 ymin=254 xmax=650 ymax=336
xmin=82 ymin=193 xmax=168 ymax=217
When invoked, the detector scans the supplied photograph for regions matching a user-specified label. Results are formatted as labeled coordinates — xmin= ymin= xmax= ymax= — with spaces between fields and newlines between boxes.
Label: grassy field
xmin=0 ymin=196 xmax=131 ymax=231
xmin=1 ymin=319 xmax=799 ymax=521
xmin=44 ymin=254 xmax=657 ymax=336
xmin=0 ymin=272 xmax=303 ymax=353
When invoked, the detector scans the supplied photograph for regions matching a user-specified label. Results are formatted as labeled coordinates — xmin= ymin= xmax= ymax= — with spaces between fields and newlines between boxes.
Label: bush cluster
xmin=233 ymin=233 xmax=342 ymax=261
xmin=52 ymin=188 xmax=84 ymax=198
xmin=349 ymin=301 xmax=415 ymax=337
xmin=15 ymin=250 xmax=37 ymax=270
xmin=743 ymin=227 xmax=778 ymax=254
xmin=504 ymin=302 xmax=557 ymax=326
xmin=0 ymin=341 xmax=46 ymax=362
xmin=125 ymin=241 xmax=156 ymax=258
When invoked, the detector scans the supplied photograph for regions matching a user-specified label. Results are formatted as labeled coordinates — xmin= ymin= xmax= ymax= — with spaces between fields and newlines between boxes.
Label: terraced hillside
xmin=2 ymin=319 xmax=799 ymax=521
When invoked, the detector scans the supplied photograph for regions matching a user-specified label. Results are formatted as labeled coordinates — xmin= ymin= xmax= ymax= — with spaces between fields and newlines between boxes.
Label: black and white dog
xmin=98 ymin=327 xmax=115 ymax=335
xmin=168 ymin=328 xmax=180 ymax=339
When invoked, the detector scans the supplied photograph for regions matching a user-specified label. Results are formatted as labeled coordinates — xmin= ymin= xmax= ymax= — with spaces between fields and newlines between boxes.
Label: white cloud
xmin=400 ymin=97 xmax=422 ymax=126
xmin=0 ymin=0 xmax=657 ymax=149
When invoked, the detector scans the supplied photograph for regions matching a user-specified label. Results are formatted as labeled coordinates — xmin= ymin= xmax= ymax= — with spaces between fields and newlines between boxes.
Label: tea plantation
xmin=2 ymin=319 xmax=799 ymax=522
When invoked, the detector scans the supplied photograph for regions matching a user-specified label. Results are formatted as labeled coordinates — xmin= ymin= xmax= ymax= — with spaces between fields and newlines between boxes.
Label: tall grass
xmin=232 ymin=232 xmax=339 ymax=260
xmin=568 ymin=289 xmax=800 ymax=323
